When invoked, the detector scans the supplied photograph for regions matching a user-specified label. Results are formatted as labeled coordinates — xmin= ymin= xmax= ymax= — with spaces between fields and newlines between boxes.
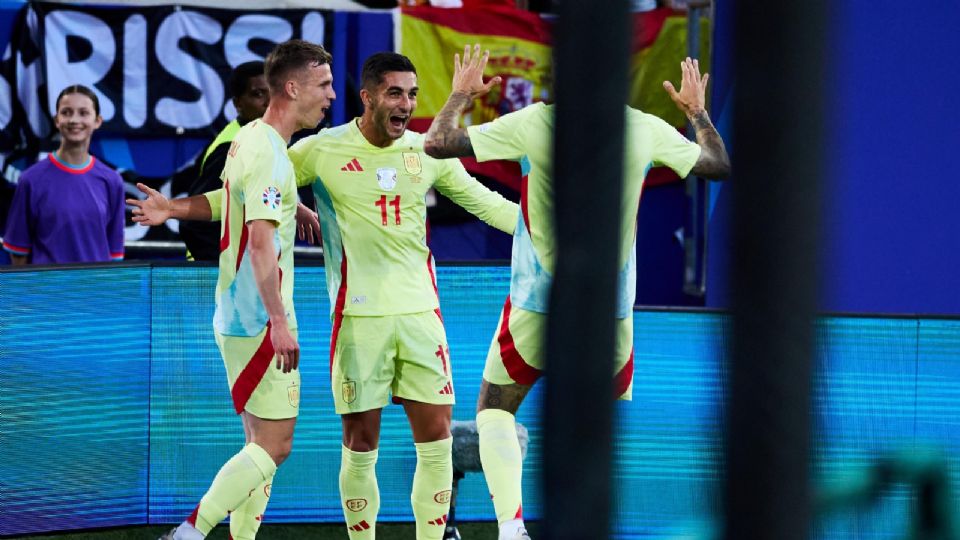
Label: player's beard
xmin=374 ymin=105 xmax=406 ymax=140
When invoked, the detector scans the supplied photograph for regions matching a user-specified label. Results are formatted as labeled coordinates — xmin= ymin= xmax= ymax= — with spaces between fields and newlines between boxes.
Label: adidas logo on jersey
xmin=438 ymin=381 xmax=454 ymax=395
xmin=427 ymin=515 xmax=448 ymax=526
xmin=341 ymin=158 xmax=364 ymax=172
xmin=348 ymin=520 xmax=371 ymax=532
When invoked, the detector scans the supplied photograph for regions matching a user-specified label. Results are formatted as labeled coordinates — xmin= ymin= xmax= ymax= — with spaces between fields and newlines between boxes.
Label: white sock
xmin=174 ymin=522 xmax=205 ymax=540
xmin=499 ymin=518 xmax=527 ymax=539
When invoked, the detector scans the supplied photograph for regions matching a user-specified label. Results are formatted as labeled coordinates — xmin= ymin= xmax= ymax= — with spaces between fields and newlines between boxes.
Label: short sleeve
xmin=2 ymin=175 xmax=33 ymax=256
xmin=643 ymin=111 xmax=702 ymax=178
xmin=106 ymin=171 xmax=125 ymax=260
xmin=204 ymin=189 xmax=223 ymax=221
xmin=467 ymin=103 xmax=540 ymax=163
xmin=242 ymin=150 xmax=285 ymax=224
xmin=288 ymin=136 xmax=317 ymax=188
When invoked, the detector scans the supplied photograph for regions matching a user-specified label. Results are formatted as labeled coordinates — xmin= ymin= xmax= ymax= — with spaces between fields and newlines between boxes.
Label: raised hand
xmin=663 ymin=58 xmax=731 ymax=179
xmin=127 ymin=183 xmax=172 ymax=226
xmin=663 ymin=57 xmax=710 ymax=118
xmin=452 ymin=43 xmax=502 ymax=99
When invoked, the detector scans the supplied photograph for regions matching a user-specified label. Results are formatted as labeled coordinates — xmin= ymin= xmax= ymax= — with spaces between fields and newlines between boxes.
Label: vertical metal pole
xmin=683 ymin=1 xmax=709 ymax=298
xmin=724 ymin=0 xmax=826 ymax=539
xmin=544 ymin=0 xmax=630 ymax=538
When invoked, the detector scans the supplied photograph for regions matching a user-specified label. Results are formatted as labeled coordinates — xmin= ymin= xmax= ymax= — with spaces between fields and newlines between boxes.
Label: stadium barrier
xmin=1 ymin=263 xmax=958 ymax=537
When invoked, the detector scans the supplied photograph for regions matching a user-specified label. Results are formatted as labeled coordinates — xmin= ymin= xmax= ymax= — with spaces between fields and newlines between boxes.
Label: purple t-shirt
xmin=3 ymin=153 xmax=125 ymax=264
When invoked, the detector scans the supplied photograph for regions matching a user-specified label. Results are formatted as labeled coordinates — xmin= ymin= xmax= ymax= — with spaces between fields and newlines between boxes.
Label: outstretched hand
xmin=452 ymin=43 xmax=502 ymax=99
xmin=663 ymin=57 xmax=710 ymax=117
xmin=127 ymin=183 xmax=172 ymax=226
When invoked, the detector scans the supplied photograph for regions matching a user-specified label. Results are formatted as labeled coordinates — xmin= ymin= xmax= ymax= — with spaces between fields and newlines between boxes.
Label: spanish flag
xmin=401 ymin=6 xmax=710 ymax=189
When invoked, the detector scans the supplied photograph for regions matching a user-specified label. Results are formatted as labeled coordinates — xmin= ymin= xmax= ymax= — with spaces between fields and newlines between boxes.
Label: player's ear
xmin=285 ymin=78 xmax=298 ymax=100
xmin=359 ymin=88 xmax=370 ymax=107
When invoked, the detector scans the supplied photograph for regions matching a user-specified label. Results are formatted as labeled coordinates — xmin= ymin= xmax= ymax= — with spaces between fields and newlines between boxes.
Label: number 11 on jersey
xmin=375 ymin=195 xmax=401 ymax=226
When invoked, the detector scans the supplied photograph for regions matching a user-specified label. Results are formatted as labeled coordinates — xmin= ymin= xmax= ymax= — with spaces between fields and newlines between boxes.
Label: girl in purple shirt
xmin=3 ymin=85 xmax=125 ymax=265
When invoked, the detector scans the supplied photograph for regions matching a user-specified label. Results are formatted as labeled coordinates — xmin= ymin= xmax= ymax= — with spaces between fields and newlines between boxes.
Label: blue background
xmin=705 ymin=0 xmax=960 ymax=315
xmin=2 ymin=264 xmax=960 ymax=538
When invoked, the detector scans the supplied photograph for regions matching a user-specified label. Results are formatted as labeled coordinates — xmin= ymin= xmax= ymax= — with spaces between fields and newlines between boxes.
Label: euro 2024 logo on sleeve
xmin=262 ymin=186 xmax=281 ymax=209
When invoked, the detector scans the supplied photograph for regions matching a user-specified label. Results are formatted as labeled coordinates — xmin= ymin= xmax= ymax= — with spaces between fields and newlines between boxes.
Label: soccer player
xmin=180 ymin=61 xmax=270 ymax=261
xmin=424 ymin=45 xmax=731 ymax=540
xmin=130 ymin=40 xmax=335 ymax=540
xmin=287 ymin=52 xmax=519 ymax=539
xmin=3 ymin=85 xmax=125 ymax=265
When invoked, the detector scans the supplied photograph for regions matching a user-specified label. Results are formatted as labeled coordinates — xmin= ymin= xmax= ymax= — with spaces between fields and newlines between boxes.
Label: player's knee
xmin=419 ymin=419 xmax=451 ymax=443
xmin=264 ymin=438 xmax=293 ymax=466
xmin=277 ymin=439 xmax=294 ymax=464
xmin=344 ymin=437 xmax=377 ymax=453
xmin=408 ymin=407 xmax=451 ymax=443
xmin=343 ymin=427 xmax=379 ymax=452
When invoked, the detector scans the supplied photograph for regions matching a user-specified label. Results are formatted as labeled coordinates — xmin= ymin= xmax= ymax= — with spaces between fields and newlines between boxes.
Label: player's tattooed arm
xmin=425 ymin=44 xmax=501 ymax=159
xmin=476 ymin=380 xmax=532 ymax=415
xmin=424 ymin=92 xmax=475 ymax=159
xmin=663 ymin=56 xmax=731 ymax=179
xmin=689 ymin=110 xmax=731 ymax=179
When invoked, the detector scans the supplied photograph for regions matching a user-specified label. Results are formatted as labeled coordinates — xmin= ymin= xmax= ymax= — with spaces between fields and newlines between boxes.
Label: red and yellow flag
xmin=401 ymin=6 xmax=710 ymax=189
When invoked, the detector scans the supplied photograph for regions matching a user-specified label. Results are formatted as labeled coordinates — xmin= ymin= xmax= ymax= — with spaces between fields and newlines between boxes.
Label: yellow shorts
xmin=216 ymin=324 xmax=301 ymax=420
xmin=330 ymin=309 xmax=455 ymax=415
xmin=483 ymin=296 xmax=634 ymax=400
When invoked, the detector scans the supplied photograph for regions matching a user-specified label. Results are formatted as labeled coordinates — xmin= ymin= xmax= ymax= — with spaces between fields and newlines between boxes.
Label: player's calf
xmin=411 ymin=437 xmax=454 ymax=540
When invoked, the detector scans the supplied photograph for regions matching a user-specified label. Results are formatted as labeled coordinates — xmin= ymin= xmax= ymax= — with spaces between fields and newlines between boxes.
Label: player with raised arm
xmin=424 ymin=44 xmax=731 ymax=540
xmin=131 ymin=40 xmax=335 ymax=540
xmin=287 ymin=52 xmax=519 ymax=540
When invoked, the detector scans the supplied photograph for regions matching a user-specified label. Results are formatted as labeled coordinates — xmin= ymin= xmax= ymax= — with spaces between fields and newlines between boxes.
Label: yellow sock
xmin=411 ymin=437 xmax=453 ymax=540
xmin=477 ymin=409 xmax=524 ymax=525
xmin=228 ymin=475 xmax=273 ymax=540
xmin=340 ymin=446 xmax=380 ymax=538
xmin=189 ymin=443 xmax=277 ymax=535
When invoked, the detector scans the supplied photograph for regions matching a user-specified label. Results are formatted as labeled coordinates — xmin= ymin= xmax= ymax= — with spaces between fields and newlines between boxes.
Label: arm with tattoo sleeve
xmin=424 ymin=92 xmax=476 ymax=159
xmin=688 ymin=109 xmax=730 ymax=179
xmin=663 ymin=57 xmax=731 ymax=179
xmin=424 ymin=44 xmax=501 ymax=159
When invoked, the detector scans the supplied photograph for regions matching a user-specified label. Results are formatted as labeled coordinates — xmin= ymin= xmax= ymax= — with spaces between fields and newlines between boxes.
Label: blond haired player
xmin=130 ymin=39 xmax=335 ymax=540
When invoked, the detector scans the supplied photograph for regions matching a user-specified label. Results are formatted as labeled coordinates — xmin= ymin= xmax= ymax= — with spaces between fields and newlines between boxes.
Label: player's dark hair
xmin=361 ymin=52 xmax=417 ymax=91
xmin=264 ymin=39 xmax=332 ymax=94
xmin=55 ymin=85 xmax=100 ymax=116
xmin=229 ymin=61 xmax=265 ymax=98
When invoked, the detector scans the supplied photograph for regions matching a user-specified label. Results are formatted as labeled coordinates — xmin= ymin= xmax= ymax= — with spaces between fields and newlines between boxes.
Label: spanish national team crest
xmin=345 ymin=498 xmax=368 ymax=512
xmin=342 ymin=381 xmax=357 ymax=404
xmin=262 ymin=186 xmax=281 ymax=209
xmin=377 ymin=167 xmax=398 ymax=190
xmin=287 ymin=381 xmax=300 ymax=408
xmin=402 ymin=152 xmax=422 ymax=175
xmin=433 ymin=490 xmax=452 ymax=504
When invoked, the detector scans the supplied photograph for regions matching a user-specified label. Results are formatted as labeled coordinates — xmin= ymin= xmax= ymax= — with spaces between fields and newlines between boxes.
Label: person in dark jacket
xmin=180 ymin=61 xmax=269 ymax=261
